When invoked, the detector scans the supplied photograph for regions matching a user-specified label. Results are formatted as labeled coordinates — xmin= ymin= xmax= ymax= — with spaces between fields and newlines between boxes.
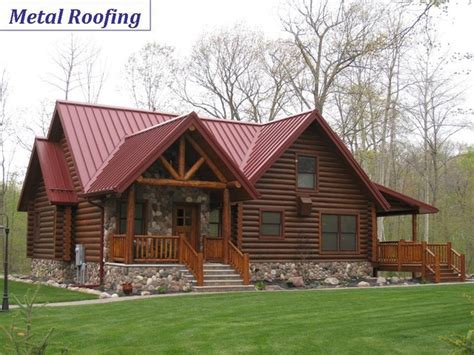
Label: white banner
xmin=0 ymin=0 xmax=151 ymax=31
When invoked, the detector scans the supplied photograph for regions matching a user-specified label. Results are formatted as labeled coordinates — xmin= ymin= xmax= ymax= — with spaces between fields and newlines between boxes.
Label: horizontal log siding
xmin=26 ymin=201 xmax=35 ymax=257
xmin=31 ymin=178 xmax=56 ymax=259
xmin=242 ymin=125 xmax=373 ymax=262
xmin=61 ymin=135 xmax=102 ymax=262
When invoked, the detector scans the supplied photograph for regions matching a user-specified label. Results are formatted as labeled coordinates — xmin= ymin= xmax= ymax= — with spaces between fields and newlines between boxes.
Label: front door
xmin=173 ymin=204 xmax=200 ymax=250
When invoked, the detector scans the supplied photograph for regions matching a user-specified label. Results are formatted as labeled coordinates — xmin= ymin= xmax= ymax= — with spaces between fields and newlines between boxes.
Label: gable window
xmin=260 ymin=210 xmax=283 ymax=238
xmin=118 ymin=201 xmax=147 ymax=235
xmin=297 ymin=155 xmax=317 ymax=189
xmin=208 ymin=207 xmax=221 ymax=238
xmin=321 ymin=214 xmax=357 ymax=252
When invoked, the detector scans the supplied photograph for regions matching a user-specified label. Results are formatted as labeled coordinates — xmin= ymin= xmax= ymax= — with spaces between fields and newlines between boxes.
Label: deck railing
xmin=228 ymin=241 xmax=250 ymax=285
xmin=377 ymin=240 xmax=465 ymax=283
xmin=134 ymin=235 xmax=180 ymax=263
xmin=178 ymin=236 xmax=204 ymax=286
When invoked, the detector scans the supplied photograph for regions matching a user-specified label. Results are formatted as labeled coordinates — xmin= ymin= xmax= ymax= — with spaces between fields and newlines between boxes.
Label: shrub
xmin=255 ymin=281 xmax=265 ymax=291
xmin=1 ymin=287 xmax=68 ymax=354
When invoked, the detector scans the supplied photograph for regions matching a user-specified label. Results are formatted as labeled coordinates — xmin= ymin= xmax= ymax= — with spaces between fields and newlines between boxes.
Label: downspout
xmin=87 ymin=198 xmax=105 ymax=288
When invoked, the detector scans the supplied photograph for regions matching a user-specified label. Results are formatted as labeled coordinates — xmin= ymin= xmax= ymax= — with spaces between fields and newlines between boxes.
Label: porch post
xmin=412 ymin=214 xmax=418 ymax=242
xmin=125 ymin=185 xmax=136 ymax=264
xmin=371 ymin=205 xmax=378 ymax=262
xmin=223 ymin=188 xmax=231 ymax=263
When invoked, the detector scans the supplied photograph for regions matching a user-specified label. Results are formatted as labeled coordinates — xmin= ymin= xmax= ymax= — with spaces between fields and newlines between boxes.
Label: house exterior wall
xmin=242 ymin=124 xmax=375 ymax=263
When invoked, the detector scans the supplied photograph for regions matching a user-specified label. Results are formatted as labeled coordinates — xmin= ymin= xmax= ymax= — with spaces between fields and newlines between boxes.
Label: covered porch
xmin=102 ymin=115 xmax=255 ymax=286
xmin=371 ymin=184 xmax=466 ymax=282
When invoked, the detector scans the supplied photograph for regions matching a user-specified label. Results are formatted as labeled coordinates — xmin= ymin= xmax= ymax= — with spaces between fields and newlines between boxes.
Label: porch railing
xmin=134 ymin=235 xmax=180 ymax=263
xmin=179 ymin=236 xmax=204 ymax=286
xmin=228 ymin=241 xmax=250 ymax=285
xmin=377 ymin=240 xmax=465 ymax=283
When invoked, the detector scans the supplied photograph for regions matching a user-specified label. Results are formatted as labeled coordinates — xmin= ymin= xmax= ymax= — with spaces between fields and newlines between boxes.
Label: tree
xmin=178 ymin=25 xmax=296 ymax=122
xmin=124 ymin=42 xmax=176 ymax=111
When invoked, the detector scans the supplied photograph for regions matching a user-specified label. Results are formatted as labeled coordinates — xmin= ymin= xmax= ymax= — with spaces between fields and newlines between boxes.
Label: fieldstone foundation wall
xmin=104 ymin=263 xmax=193 ymax=293
xmin=31 ymin=258 xmax=100 ymax=285
xmin=250 ymin=261 xmax=373 ymax=282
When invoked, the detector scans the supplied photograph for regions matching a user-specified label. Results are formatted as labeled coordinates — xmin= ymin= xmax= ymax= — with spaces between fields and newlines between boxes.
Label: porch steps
xmin=182 ymin=263 xmax=255 ymax=292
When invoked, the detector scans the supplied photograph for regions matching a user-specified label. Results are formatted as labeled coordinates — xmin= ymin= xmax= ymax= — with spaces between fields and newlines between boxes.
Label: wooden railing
xmin=179 ymin=236 xmax=204 ymax=286
xmin=451 ymin=249 xmax=466 ymax=282
xmin=228 ymin=241 xmax=250 ymax=285
xmin=134 ymin=235 xmax=180 ymax=263
xmin=424 ymin=247 xmax=440 ymax=282
xmin=377 ymin=240 xmax=466 ymax=283
xmin=203 ymin=236 xmax=224 ymax=262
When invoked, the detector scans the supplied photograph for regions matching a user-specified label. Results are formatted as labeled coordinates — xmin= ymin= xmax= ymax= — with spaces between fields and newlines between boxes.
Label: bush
xmin=255 ymin=281 xmax=265 ymax=291
xmin=1 ymin=287 xmax=68 ymax=354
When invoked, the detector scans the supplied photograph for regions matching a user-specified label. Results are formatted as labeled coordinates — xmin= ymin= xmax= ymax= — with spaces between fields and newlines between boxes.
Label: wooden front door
xmin=173 ymin=204 xmax=200 ymax=250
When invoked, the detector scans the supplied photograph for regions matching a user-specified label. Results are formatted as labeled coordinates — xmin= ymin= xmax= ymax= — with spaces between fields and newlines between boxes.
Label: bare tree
xmin=45 ymin=35 xmax=87 ymax=100
xmin=124 ymin=42 xmax=176 ymax=111
xmin=177 ymin=25 xmax=296 ymax=122
xmin=78 ymin=45 xmax=107 ymax=104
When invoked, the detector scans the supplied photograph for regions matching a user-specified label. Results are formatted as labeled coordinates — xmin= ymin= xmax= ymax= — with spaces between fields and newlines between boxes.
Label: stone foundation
xmin=104 ymin=263 xmax=193 ymax=293
xmin=31 ymin=259 xmax=100 ymax=285
xmin=250 ymin=261 xmax=373 ymax=282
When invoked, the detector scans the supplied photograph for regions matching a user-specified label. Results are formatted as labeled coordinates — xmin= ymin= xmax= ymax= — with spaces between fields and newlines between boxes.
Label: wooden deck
xmin=375 ymin=240 xmax=466 ymax=282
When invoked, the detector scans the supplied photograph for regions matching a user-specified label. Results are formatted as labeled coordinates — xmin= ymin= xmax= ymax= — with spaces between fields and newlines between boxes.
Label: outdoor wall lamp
xmin=0 ymin=214 xmax=10 ymax=312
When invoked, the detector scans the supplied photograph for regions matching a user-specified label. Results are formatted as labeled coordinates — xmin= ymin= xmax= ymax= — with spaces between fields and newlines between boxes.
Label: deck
xmin=375 ymin=240 xmax=466 ymax=282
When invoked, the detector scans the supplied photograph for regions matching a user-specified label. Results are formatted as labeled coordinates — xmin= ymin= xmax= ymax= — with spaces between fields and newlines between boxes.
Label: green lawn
xmin=0 ymin=279 xmax=98 ymax=305
xmin=0 ymin=284 xmax=472 ymax=354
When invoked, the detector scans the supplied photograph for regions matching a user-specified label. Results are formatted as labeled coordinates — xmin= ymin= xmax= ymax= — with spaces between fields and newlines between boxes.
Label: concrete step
xmin=203 ymin=264 xmax=233 ymax=270
xmin=203 ymin=279 xmax=245 ymax=286
xmin=204 ymin=274 xmax=242 ymax=280
xmin=203 ymin=270 xmax=240 ymax=276
xmin=193 ymin=285 xmax=255 ymax=293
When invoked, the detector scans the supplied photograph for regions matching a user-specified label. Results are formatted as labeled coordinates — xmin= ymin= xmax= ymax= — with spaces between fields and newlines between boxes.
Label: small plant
xmin=157 ymin=285 xmax=168 ymax=294
xmin=255 ymin=281 xmax=266 ymax=291
xmin=441 ymin=294 xmax=474 ymax=354
xmin=1 ymin=287 xmax=68 ymax=354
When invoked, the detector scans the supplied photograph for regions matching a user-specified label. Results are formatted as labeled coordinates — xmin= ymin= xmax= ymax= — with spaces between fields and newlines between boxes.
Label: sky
xmin=0 ymin=0 xmax=473 ymax=175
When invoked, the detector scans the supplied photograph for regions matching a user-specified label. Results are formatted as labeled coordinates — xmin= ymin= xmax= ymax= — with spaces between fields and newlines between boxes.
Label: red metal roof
xmin=18 ymin=138 xmax=77 ymax=210
xmin=374 ymin=183 xmax=438 ymax=215
xmin=85 ymin=112 xmax=259 ymax=200
xmin=20 ymin=100 xmax=439 ymax=214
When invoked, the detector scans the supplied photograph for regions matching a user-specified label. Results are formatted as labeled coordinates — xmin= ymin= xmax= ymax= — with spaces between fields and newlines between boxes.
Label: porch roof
xmin=374 ymin=183 xmax=438 ymax=216
xmin=84 ymin=112 xmax=259 ymax=200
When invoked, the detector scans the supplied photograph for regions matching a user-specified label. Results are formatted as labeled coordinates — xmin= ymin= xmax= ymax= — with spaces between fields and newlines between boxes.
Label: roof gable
xmin=85 ymin=112 xmax=258 ymax=200
xmin=18 ymin=139 xmax=77 ymax=211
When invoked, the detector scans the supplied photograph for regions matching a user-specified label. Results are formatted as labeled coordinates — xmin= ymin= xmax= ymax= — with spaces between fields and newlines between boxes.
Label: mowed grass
xmin=0 ymin=279 xmax=97 ymax=305
xmin=0 ymin=284 xmax=472 ymax=354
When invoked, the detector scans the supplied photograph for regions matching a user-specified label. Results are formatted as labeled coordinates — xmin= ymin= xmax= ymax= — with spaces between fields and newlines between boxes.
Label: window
xmin=297 ymin=155 xmax=317 ymax=189
xmin=321 ymin=214 xmax=357 ymax=252
xmin=208 ymin=207 xmax=221 ymax=238
xmin=260 ymin=210 xmax=283 ymax=238
xmin=118 ymin=201 xmax=147 ymax=234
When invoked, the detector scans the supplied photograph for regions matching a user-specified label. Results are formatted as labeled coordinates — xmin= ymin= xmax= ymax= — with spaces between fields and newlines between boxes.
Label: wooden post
xmin=397 ymin=240 xmax=402 ymax=271
xmin=243 ymin=253 xmax=250 ymax=285
xmin=237 ymin=203 xmax=243 ymax=249
xmin=447 ymin=242 xmax=452 ymax=267
xmin=435 ymin=254 xmax=441 ymax=283
xmin=179 ymin=136 xmax=186 ymax=178
xmin=371 ymin=205 xmax=377 ymax=262
xmin=223 ymin=188 xmax=231 ymax=263
xmin=412 ymin=214 xmax=418 ymax=242
xmin=460 ymin=254 xmax=466 ymax=282
xmin=178 ymin=235 xmax=184 ymax=264
xmin=125 ymin=185 xmax=136 ymax=264
xmin=421 ymin=241 xmax=427 ymax=280
xmin=197 ymin=252 xmax=204 ymax=286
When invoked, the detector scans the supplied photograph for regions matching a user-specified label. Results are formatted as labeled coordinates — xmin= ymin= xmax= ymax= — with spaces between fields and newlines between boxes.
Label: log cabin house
xmin=18 ymin=101 xmax=466 ymax=292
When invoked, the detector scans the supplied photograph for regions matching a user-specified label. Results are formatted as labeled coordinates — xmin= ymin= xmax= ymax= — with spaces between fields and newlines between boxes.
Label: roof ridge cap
xmin=56 ymin=100 xmax=179 ymax=117
xmin=262 ymin=110 xmax=315 ymax=125
xmin=124 ymin=114 xmax=190 ymax=140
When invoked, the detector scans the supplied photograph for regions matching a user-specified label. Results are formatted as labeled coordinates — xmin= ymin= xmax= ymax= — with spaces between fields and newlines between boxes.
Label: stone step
xmin=203 ymin=264 xmax=234 ymax=270
xmin=203 ymin=279 xmax=245 ymax=286
xmin=193 ymin=285 xmax=255 ymax=293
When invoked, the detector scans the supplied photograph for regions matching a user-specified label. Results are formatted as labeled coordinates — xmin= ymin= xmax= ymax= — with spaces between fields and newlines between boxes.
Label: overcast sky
xmin=0 ymin=0 xmax=473 ymax=175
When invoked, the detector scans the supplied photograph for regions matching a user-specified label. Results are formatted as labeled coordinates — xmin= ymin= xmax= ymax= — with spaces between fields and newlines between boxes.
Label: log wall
xmin=60 ymin=134 xmax=102 ymax=262
xmin=242 ymin=124 xmax=374 ymax=262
